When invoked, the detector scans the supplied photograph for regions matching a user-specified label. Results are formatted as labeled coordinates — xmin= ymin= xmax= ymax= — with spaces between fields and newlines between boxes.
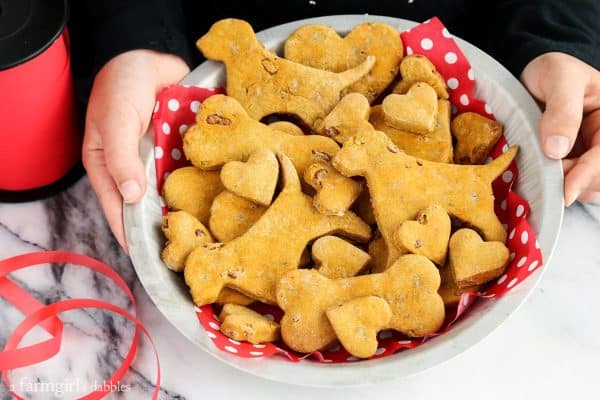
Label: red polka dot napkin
xmin=151 ymin=17 xmax=543 ymax=363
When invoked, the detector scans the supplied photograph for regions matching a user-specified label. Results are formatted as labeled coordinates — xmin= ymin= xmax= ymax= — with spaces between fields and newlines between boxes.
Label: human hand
xmin=83 ymin=50 xmax=189 ymax=251
xmin=521 ymin=52 xmax=600 ymax=206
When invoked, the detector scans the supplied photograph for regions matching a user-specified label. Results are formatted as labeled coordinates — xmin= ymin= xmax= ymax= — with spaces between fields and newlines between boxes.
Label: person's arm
xmin=489 ymin=0 xmax=600 ymax=75
xmin=485 ymin=0 xmax=600 ymax=205
xmin=69 ymin=1 xmax=192 ymax=251
xmin=69 ymin=0 xmax=194 ymax=74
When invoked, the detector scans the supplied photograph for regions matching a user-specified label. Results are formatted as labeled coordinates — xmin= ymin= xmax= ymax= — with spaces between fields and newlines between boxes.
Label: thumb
xmin=90 ymin=99 xmax=148 ymax=203
xmin=538 ymin=73 xmax=585 ymax=160
xmin=87 ymin=96 xmax=146 ymax=203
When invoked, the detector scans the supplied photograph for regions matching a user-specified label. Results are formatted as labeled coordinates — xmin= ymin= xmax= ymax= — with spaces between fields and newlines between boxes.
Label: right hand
xmin=83 ymin=50 xmax=189 ymax=252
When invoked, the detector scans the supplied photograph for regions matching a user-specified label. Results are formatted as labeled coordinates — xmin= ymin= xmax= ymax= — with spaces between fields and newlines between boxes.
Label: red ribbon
xmin=0 ymin=251 xmax=160 ymax=399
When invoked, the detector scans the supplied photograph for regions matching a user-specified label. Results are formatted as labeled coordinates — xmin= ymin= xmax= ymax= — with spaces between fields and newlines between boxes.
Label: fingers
xmin=538 ymin=76 xmax=585 ymax=160
xmin=90 ymin=103 xmax=147 ymax=204
xmin=564 ymin=146 xmax=600 ymax=206
xmin=82 ymin=142 xmax=129 ymax=252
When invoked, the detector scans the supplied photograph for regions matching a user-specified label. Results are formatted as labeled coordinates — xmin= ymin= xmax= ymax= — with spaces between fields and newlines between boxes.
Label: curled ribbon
xmin=0 ymin=251 xmax=160 ymax=399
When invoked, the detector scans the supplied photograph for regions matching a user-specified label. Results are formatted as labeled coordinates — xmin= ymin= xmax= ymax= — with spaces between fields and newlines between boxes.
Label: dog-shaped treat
xmin=184 ymin=153 xmax=371 ymax=306
xmin=332 ymin=129 xmax=517 ymax=268
xmin=197 ymin=19 xmax=376 ymax=130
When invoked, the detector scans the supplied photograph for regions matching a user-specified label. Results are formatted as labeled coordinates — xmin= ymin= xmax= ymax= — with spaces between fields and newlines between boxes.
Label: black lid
xmin=0 ymin=0 xmax=68 ymax=71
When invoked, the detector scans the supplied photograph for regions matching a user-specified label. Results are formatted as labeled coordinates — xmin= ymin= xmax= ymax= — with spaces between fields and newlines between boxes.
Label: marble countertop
xmin=1 ymin=176 xmax=599 ymax=400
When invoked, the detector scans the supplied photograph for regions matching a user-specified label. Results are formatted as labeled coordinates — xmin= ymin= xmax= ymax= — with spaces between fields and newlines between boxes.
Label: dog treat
xmin=368 ymin=232 xmax=389 ymax=273
xmin=354 ymin=185 xmax=376 ymax=225
xmin=326 ymin=296 xmax=392 ymax=358
xmin=449 ymin=228 xmax=510 ymax=288
xmin=370 ymin=99 xmax=453 ymax=163
xmin=304 ymin=162 xmax=363 ymax=216
xmin=209 ymin=191 xmax=267 ymax=243
xmin=333 ymin=128 xmax=517 ymax=267
xmin=382 ymin=82 xmax=439 ymax=134
xmin=220 ymin=149 xmax=279 ymax=206
xmin=438 ymin=264 xmax=480 ymax=306
xmin=395 ymin=204 xmax=451 ymax=266
xmin=183 ymin=95 xmax=340 ymax=175
xmin=219 ymin=304 xmax=280 ymax=344
xmin=161 ymin=211 xmax=214 ymax=272
xmin=197 ymin=18 xmax=375 ymax=129
xmin=451 ymin=112 xmax=504 ymax=164
xmin=312 ymin=236 xmax=371 ymax=278
xmin=184 ymin=153 xmax=371 ymax=306
xmin=162 ymin=167 xmax=224 ymax=225
xmin=284 ymin=22 xmax=403 ymax=102
xmin=393 ymin=54 xmax=449 ymax=99
xmin=216 ymin=288 xmax=255 ymax=306
xmin=269 ymin=121 xmax=304 ymax=136
xmin=316 ymin=93 xmax=373 ymax=144
xmin=277 ymin=254 xmax=444 ymax=353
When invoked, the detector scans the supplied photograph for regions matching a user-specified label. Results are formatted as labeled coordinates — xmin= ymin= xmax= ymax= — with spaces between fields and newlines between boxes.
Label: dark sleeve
xmin=68 ymin=0 xmax=194 ymax=75
xmin=489 ymin=0 xmax=600 ymax=75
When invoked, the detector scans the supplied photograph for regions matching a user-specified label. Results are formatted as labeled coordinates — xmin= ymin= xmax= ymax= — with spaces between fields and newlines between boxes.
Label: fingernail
xmin=119 ymin=180 xmax=141 ymax=203
xmin=544 ymin=135 xmax=570 ymax=159
xmin=565 ymin=190 xmax=580 ymax=207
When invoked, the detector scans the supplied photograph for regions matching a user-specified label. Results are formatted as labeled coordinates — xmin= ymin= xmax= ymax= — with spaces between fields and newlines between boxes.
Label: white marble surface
xmin=0 ymin=176 xmax=599 ymax=400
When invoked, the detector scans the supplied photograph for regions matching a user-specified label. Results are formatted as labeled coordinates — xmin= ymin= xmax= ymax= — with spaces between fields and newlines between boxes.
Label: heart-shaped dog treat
xmin=326 ymin=296 xmax=392 ymax=358
xmin=395 ymin=204 xmax=451 ymax=266
xmin=284 ymin=22 xmax=403 ymax=102
xmin=451 ymin=112 xmax=504 ymax=164
xmin=382 ymin=82 xmax=438 ymax=134
xmin=393 ymin=55 xmax=449 ymax=99
xmin=449 ymin=228 xmax=510 ymax=288
xmin=220 ymin=149 xmax=279 ymax=206
xmin=312 ymin=236 xmax=370 ymax=278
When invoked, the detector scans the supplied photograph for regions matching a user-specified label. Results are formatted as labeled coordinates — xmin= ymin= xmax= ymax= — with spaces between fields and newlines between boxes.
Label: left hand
xmin=521 ymin=52 xmax=600 ymax=205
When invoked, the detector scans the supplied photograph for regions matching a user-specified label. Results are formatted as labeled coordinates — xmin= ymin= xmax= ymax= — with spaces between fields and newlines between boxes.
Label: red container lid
xmin=0 ymin=0 xmax=67 ymax=70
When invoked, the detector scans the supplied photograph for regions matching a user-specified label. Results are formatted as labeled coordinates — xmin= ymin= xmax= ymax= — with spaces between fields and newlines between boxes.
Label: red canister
xmin=0 ymin=0 xmax=80 ymax=199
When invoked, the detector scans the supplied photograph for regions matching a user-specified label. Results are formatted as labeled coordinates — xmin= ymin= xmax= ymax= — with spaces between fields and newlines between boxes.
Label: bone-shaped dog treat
xmin=161 ymin=211 xmax=214 ymax=272
xmin=382 ymin=82 xmax=439 ymax=134
xmin=393 ymin=54 xmax=449 ymax=99
xmin=332 ymin=128 xmax=517 ymax=268
xmin=326 ymin=296 xmax=391 ymax=358
xmin=316 ymin=93 xmax=374 ymax=144
xmin=184 ymin=153 xmax=371 ymax=306
xmin=449 ymin=228 xmax=510 ymax=288
xmin=370 ymin=99 xmax=453 ymax=163
xmin=220 ymin=149 xmax=279 ymax=206
xmin=162 ymin=167 xmax=224 ymax=225
xmin=219 ymin=304 xmax=280 ymax=344
xmin=284 ymin=22 xmax=403 ymax=102
xmin=209 ymin=191 xmax=266 ymax=243
xmin=277 ymin=254 xmax=444 ymax=353
xmin=183 ymin=95 xmax=340 ymax=175
xmin=312 ymin=236 xmax=370 ymax=278
xmin=395 ymin=204 xmax=451 ymax=266
xmin=197 ymin=18 xmax=376 ymax=129
xmin=304 ymin=162 xmax=363 ymax=216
